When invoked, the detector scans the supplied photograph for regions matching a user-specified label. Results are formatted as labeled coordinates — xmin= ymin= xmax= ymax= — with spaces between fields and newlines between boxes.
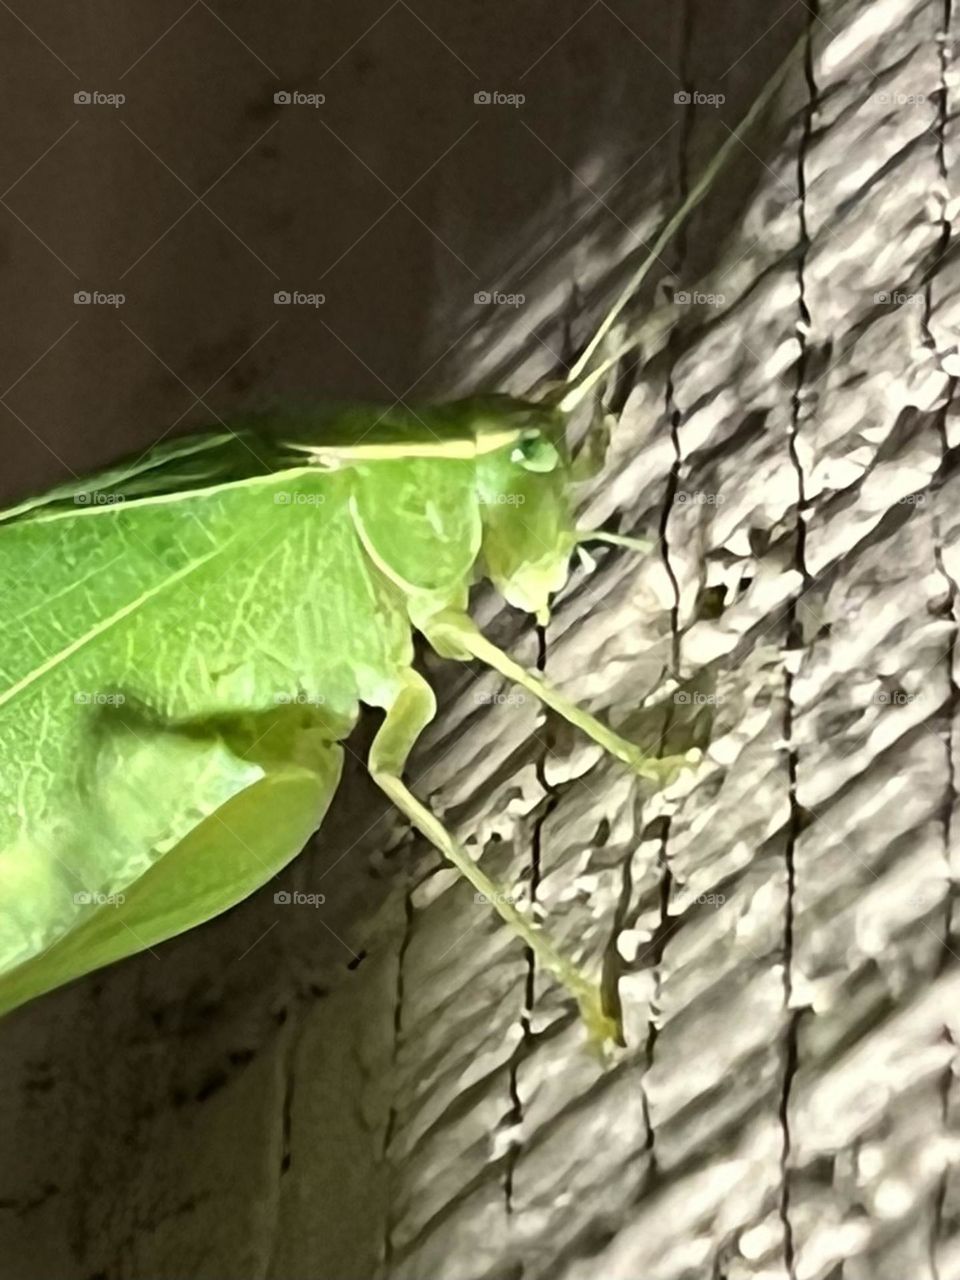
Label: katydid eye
xmin=511 ymin=433 xmax=559 ymax=473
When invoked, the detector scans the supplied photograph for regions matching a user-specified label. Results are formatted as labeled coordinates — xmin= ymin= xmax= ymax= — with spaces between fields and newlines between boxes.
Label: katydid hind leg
xmin=422 ymin=611 xmax=695 ymax=782
xmin=369 ymin=669 xmax=617 ymax=1042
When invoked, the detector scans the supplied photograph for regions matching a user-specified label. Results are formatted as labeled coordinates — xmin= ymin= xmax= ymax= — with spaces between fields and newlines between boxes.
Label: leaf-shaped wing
xmin=0 ymin=707 xmax=343 ymax=1015
xmin=0 ymin=463 xmax=412 ymax=1004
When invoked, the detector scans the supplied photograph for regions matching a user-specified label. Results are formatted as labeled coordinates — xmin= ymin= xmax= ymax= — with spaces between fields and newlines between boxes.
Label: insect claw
xmin=578 ymin=990 xmax=625 ymax=1051
xmin=632 ymin=747 xmax=701 ymax=784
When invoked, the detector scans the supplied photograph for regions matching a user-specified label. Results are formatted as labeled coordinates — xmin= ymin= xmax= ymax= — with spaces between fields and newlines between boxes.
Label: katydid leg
xmin=577 ymin=529 xmax=654 ymax=553
xmin=369 ymin=669 xmax=617 ymax=1042
xmin=422 ymin=611 xmax=694 ymax=782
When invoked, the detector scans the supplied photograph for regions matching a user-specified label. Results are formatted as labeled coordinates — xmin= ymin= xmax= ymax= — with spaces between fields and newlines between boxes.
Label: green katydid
xmin=0 ymin=43 xmax=799 ymax=1040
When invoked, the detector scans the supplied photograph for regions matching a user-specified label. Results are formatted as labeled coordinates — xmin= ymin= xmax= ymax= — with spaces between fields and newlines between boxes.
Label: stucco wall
xmin=3 ymin=2 xmax=956 ymax=1278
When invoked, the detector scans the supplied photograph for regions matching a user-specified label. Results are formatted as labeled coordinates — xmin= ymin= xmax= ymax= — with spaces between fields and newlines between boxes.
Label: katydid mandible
xmin=0 ymin=47 xmax=798 ymax=1040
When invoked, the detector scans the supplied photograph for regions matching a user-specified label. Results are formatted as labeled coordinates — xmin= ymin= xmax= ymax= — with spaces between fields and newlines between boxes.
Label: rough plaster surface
xmin=1 ymin=1 xmax=957 ymax=1278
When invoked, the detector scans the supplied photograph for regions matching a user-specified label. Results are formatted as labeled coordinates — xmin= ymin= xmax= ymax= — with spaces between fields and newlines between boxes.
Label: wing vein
xmin=0 ymin=538 xmax=235 ymax=712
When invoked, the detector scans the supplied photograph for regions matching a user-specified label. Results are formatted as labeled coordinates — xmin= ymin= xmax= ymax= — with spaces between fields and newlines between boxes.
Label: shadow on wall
xmin=1 ymin=0 xmax=803 ymax=503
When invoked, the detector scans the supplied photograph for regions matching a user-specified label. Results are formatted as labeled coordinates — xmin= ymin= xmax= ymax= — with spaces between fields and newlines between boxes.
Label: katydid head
xmin=460 ymin=396 xmax=577 ymax=625
xmin=464 ymin=394 xmax=651 ymax=623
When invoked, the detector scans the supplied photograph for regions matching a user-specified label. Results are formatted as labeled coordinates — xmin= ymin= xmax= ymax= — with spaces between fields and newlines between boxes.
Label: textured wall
xmin=2 ymin=1 xmax=955 ymax=1278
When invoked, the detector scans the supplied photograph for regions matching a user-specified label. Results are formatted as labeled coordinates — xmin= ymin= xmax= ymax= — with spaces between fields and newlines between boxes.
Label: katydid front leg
xmin=369 ymin=669 xmax=618 ymax=1044
xmin=422 ymin=610 xmax=696 ymax=783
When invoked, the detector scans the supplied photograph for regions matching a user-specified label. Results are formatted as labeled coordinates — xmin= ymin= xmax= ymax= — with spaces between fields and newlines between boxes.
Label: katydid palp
xmin=0 ymin=44 xmax=799 ymax=1040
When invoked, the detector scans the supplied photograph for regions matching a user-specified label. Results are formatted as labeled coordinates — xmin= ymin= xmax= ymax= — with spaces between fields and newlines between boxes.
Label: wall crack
xmin=777 ymin=5 xmax=819 ymax=1277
